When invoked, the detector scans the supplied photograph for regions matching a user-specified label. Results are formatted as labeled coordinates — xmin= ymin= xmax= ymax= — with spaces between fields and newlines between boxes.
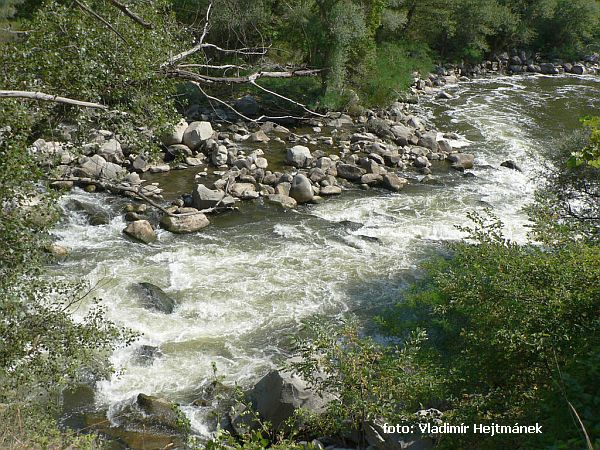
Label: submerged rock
xmin=66 ymin=198 xmax=111 ymax=225
xmin=133 ymin=282 xmax=175 ymax=314
xmin=500 ymin=160 xmax=522 ymax=172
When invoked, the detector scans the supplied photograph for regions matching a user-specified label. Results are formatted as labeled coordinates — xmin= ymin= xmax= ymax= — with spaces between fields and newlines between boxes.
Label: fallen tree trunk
xmin=0 ymin=90 xmax=108 ymax=109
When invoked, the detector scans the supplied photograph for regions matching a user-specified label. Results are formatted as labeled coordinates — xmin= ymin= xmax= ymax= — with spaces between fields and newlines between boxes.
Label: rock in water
xmin=288 ymin=174 xmax=314 ymax=203
xmin=183 ymin=121 xmax=213 ymax=150
xmin=500 ymin=160 xmax=522 ymax=172
xmin=123 ymin=220 xmax=157 ymax=244
xmin=160 ymin=119 xmax=188 ymax=146
xmin=448 ymin=153 xmax=475 ymax=170
xmin=336 ymin=163 xmax=366 ymax=181
xmin=286 ymin=145 xmax=312 ymax=168
xmin=266 ymin=194 xmax=297 ymax=209
xmin=134 ymin=282 xmax=175 ymax=313
xmin=160 ymin=209 xmax=210 ymax=233
xmin=237 ymin=370 xmax=332 ymax=430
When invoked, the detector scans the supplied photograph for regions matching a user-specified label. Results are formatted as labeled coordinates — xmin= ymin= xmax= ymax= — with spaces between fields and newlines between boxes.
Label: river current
xmin=50 ymin=74 xmax=600 ymax=434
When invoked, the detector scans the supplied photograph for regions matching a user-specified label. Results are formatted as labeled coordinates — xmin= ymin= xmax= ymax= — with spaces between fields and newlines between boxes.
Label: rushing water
xmin=51 ymin=74 xmax=600 ymax=435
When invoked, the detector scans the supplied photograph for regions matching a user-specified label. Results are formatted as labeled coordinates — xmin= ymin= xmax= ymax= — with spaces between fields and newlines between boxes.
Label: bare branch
xmin=161 ymin=1 xmax=212 ymax=68
xmin=178 ymin=63 xmax=247 ymax=70
xmin=0 ymin=90 xmax=108 ymax=109
xmin=166 ymin=67 xmax=321 ymax=85
xmin=107 ymin=0 xmax=153 ymax=29
xmin=198 ymin=42 xmax=269 ymax=56
xmin=74 ymin=0 xmax=128 ymax=43
xmin=190 ymin=81 xmax=321 ymax=123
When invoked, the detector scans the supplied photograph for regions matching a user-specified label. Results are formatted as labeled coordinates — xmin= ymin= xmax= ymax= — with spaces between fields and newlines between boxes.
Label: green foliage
xmin=291 ymin=318 xmax=441 ymax=445
xmin=568 ymin=116 xmax=600 ymax=169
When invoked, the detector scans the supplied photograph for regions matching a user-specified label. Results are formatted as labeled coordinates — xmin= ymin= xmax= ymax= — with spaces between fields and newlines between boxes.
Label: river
xmin=50 ymin=74 xmax=600 ymax=437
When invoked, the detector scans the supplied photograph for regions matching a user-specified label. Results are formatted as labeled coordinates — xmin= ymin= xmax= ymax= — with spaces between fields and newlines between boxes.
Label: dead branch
xmin=74 ymin=0 xmax=128 ymax=43
xmin=0 ymin=90 xmax=108 ymax=109
xmin=50 ymin=177 xmax=235 ymax=216
xmin=107 ymin=0 xmax=153 ymax=29
xmin=178 ymin=63 xmax=247 ymax=70
xmin=166 ymin=67 xmax=321 ymax=85
xmin=161 ymin=1 xmax=212 ymax=68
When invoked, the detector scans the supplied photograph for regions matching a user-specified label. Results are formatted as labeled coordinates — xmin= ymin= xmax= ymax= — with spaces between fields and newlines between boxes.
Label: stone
xmin=132 ymin=155 xmax=149 ymax=172
xmin=413 ymin=156 xmax=430 ymax=168
xmin=361 ymin=173 xmax=383 ymax=186
xmin=437 ymin=90 xmax=453 ymax=99
xmin=540 ymin=63 xmax=559 ymax=75
xmin=382 ymin=173 xmax=407 ymax=192
xmin=275 ymin=182 xmax=291 ymax=197
xmin=289 ymin=174 xmax=314 ymax=204
xmin=417 ymin=131 xmax=438 ymax=151
xmin=437 ymin=139 xmax=452 ymax=153
xmin=77 ymin=154 xmax=107 ymax=178
xmin=192 ymin=184 xmax=229 ymax=210
xmin=500 ymin=160 xmax=522 ymax=172
xmin=255 ymin=157 xmax=268 ymax=169
xmin=309 ymin=167 xmax=327 ymax=183
xmin=266 ymin=194 xmax=297 ymax=209
xmin=160 ymin=209 xmax=210 ymax=233
xmin=185 ymin=156 xmax=204 ymax=166
xmin=134 ymin=394 xmax=184 ymax=431
xmin=45 ymin=243 xmax=69 ymax=258
xmin=571 ymin=64 xmax=586 ymax=75
xmin=160 ymin=119 xmax=188 ymax=146
xmin=249 ymin=130 xmax=270 ymax=143
xmin=149 ymin=164 xmax=170 ymax=173
xmin=167 ymin=144 xmax=193 ymax=158
xmin=97 ymin=139 xmax=124 ymax=163
xmin=234 ymin=95 xmax=260 ymax=117
xmin=133 ymin=282 xmax=175 ymax=313
xmin=320 ymin=185 xmax=342 ymax=196
xmin=448 ymin=153 xmax=475 ymax=170
xmin=183 ymin=121 xmax=214 ymax=150
xmin=336 ymin=163 xmax=366 ymax=181
xmin=66 ymin=198 xmax=111 ymax=225
xmin=241 ymin=370 xmax=332 ymax=430
xmin=390 ymin=124 xmax=413 ymax=146
xmin=230 ymin=182 xmax=257 ymax=198
xmin=211 ymin=145 xmax=229 ymax=166
xmin=286 ymin=145 xmax=312 ymax=168
xmin=123 ymin=220 xmax=157 ymax=244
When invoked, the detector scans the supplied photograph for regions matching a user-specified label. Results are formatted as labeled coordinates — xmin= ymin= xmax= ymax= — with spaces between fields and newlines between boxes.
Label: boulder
xmin=275 ymin=182 xmax=291 ymax=197
xmin=382 ymin=173 xmax=407 ymax=192
xmin=320 ymin=185 xmax=342 ymax=195
xmin=97 ymin=139 xmax=124 ymax=163
xmin=286 ymin=145 xmax=312 ymax=168
xmin=540 ymin=63 xmax=559 ymax=75
xmin=571 ymin=64 xmax=586 ymax=75
xmin=211 ymin=145 xmax=229 ymax=166
xmin=390 ymin=124 xmax=413 ymax=146
xmin=66 ymin=198 xmax=111 ymax=225
xmin=266 ymin=194 xmax=297 ymax=209
xmin=166 ymin=144 xmax=193 ymax=158
xmin=255 ymin=157 xmax=268 ymax=169
xmin=183 ymin=121 xmax=214 ymax=150
xmin=192 ymin=184 xmax=234 ymax=210
xmin=448 ymin=153 xmax=475 ymax=170
xmin=337 ymin=163 xmax=366 ymax=181
xmin=413 ymin=156 xmax=430 ymax=169
xmin=123 ymin=220 xmax=157 ymax=244
xmin=249 ymin=130 xmax=270 ymax=143
xmin=366 ymin=117 xmax=392 ymax=139
xmin=417 ymin=131 xmax=438 ymax=151
xmin=289 ymin=174 xmax=314 ymax=204
xmin=133 ymin=282 xmax=175 ymax=313
xmin=242 ymin=370 xmax=332 ymax=430
xmin=160 ymin=209 xmax=210 ymax=234
xmin=132 ymin=155 xmax=149 ymax=172
xmin=160 ymin=119 xmax=188 ymax=146
xmin=230 ymin=182 xmax=257 ymax=198
xmin=500 ymin=160 xmax=522 ymax=172
xmin=234 ymin=95 xmax=260 ymax=117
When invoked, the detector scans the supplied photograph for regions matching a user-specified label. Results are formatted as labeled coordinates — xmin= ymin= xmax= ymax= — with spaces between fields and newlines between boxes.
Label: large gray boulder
xmin=123 ymin=220 xmax=157 ymax=244
xmin=286 ymin=145 xmax=312 ymax=168
xmin=66 ymin=198 xmax=111 ymax=225
xmin=97 ymin=139 xmax=124 ymax=163
xmin=382 ymin=173 xmax=407 ymax=192
xmin=133 ymin=282 xmax=175 ymax=313
xmin=540 ymin=63 xmax=559 ymax=75
xmin=266 ymin=194 xmax=297 ymax=209
xmin=242 ymin=370 xmax=332 ymax=430
xmin=160 ymin=119 xmax=188 ymax=146
xmin=76 ymin=154 xmax=126 ymax=180
xmin=289 ymin=174 xmax=314 ymax=204
xmin=337 ymin=163 xmax=366 ymax=181
xmin=417 ymin=131 xmax=438 ymax=151
xmin=160 ymin=208 xmax=210 ymax=233
xmin=192 ymin=184 xmax=232 ymax=210
xmin=390 ymin=124 xmax=413 ymax=146
xmin=183 ymin=121 xmax=213 ymax=150
xmin=211 ymin=145 xmax=229 ymax=166
xmin=448 ymin=153 xmax=475 ymax=170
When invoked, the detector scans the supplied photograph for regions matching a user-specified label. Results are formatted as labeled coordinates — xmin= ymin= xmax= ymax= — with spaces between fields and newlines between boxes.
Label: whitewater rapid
xmin=50 ymin=74 xmax=600 ymax=434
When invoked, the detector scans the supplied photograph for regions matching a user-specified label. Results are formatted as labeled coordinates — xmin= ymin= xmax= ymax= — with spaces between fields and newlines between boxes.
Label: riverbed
xmin=50 ymin=74 xmax=600 ymax=437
